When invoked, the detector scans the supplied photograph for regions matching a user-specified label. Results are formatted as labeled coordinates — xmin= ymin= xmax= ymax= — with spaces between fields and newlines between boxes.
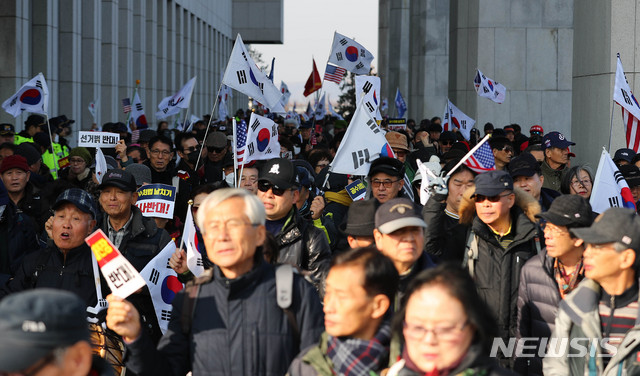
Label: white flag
xmin=244 ymin=113 xmax=281 ymax=164
xmin=330 ymin=104 xmax=393 ymax=175
xmin=473 ymin=69 xmax=506 ymax=104
xmin=131 ymin=92 xmax=148 ymax=129
xmin=156 ymin=76 xmax=197 ymax=119
xmin=328 ymin=32 xmax=374 ymax=75
xmin=88 ymin=99 xmax=98 ymax=121
xmin=590 ymin=149 xmax=637 ymax=214
xmin=95 ymin=147 xmax=107 ymax=184
xmin=416 ymin=159 xmax=433 ymax=205
xmin=355 ymin=76 xmax=382 ymax=120
xmin=280 ymin=81 xmax=291 ymax=108
xmin=2 ymin=73 xmax=49 ymax=117
xmin=614 ymin=54 xmax=640 ymax=120
xmin=184 ymin=204 xmax=204 ymax=277
xmin=140 ymin=241 xmax=183 ymax=334
xmin=328 ymin=99 xmax=344 ymax=120
xmin=222 ymin=34 xmax=283 ymax=109
xmin=218 ymin=92 xmax=229 ymax=121
xmin=314 ymin=92 xmax=327 ymax=120
xmin=442 ymin=99 xmax=475 ymax=140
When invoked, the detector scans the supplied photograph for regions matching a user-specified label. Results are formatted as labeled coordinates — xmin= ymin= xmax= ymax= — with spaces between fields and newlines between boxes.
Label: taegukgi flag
xmin=140 ymin=240 xmax=183 ymax=333
xmin=355 ymin=76 xmax=382 ymax=120
xmin=131 ymin=92 xmax=148 ymax=129
xmin=222 ymin=34 xmax=282 ymax=109
xmin=330 ymin=103 xmax=394 ymax=175
xmin=613 ymin=53 xmax=640 ymax=152
xmin=183 ymin=203 xmax=204 ymax=277
xmin=442 ymin=99 xmax=475 ymax=140
xmin=2 ymin=73 xmax=49 ymax=117
xmin=156 ymin=76 xmax=197 ymax=119
xmin=474 ymin=69 xmax=506 ymax=104
xmin=590 ymin=148 xmax=637 ymax=214
xmin=314 ymin=93 xmax=327 ymax=120
xmin=328 ymin=32 xmax=374 ymax=75
xmin=243 ymin=113 xmax=281 ymax=164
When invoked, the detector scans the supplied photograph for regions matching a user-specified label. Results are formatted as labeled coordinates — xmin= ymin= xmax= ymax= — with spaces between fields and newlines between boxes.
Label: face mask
xmin=225 ymin=172 xmax=235 ymax=187
xmin=187 ymin=151 xmax=200 ymax=166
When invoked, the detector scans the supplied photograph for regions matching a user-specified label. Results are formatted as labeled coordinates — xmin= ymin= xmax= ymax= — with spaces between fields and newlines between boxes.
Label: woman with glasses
xmin=386 ymin=263 xmax=514 ymax=376
xmin=560 ymin=165 xmax=594 ymax=200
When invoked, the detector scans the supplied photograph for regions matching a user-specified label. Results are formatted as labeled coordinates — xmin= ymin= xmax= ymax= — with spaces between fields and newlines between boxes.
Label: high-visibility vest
xmin=14 ymin=134 xmax=34 ymax=145
xmin=42 ymin=142 xmax=69 ymax=179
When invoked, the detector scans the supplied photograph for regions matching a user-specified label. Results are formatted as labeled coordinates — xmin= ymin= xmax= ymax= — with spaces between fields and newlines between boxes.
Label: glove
xmin=428 ymin=176 xmax=449 ymax=196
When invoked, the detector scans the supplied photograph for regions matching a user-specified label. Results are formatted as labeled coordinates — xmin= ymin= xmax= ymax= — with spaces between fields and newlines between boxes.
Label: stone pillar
xmin=101 ymin=0 xmax=119 ymax=124
xmin=571 ymin=0 xmax=640 ymax=167
xmin=81 ymin=0 xmax=102 ymax=129
xmin=58 ymin=0 xmax=82 ymax=132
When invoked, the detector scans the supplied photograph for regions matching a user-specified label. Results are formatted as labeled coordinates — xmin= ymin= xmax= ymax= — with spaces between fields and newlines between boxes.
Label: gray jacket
xmin=543 ymin=279 xmax=640 ymax=376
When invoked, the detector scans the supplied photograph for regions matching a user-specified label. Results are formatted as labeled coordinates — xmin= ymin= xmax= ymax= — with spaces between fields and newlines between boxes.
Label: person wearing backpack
xmin=106 ymin=188 xmax=324 ymax=376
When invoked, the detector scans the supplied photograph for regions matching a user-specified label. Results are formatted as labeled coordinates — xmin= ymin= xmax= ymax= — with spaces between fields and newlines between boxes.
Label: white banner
xmin=79 ymin=131 xmax=120 ymax=148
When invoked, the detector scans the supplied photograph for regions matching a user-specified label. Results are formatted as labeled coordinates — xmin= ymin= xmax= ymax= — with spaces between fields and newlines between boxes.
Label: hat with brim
xmin=52 ymin=188 xmax=98 ymax=219
xmin=472 ymin=170 xmax=514 ymax=198
xmin=367 ymin=157 xmax=404 ymax=178
xmin=570 ymin=207 xmax=640 ymax=250
xmin=375 ymin=197 xmax=426 ymax=234
xmin=535 ymin=195 xmax=592 ymax=227
xmin=341 ymin=199 xmax=378 ymax=237
xmin=98 ymin=169 xmax=137 ymax=192
xmin=258 ymin=158 xmax=299 ymax=190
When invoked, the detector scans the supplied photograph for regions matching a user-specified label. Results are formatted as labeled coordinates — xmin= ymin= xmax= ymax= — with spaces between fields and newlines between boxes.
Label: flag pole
xmin=193 ymin=82 xmax=224 ymax=173
xmin=177 ymin=201 xmax=192 ymax=253
xmin=608 ymin=100 xmax=616 ymax=152
xmin=232 ymin=117 xmax=238 ymax=187
xmin=44 ymin=114 xmax=59 ymax=178
xmin=446 ymin=134 xmax=492 ymax=177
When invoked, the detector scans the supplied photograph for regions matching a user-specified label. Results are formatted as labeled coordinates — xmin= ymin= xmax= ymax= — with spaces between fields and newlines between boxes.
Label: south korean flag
xmin=328 ymin=32 xmax=374 ymax=75
xmin=355 ymin=76 xmax=382 ymax=120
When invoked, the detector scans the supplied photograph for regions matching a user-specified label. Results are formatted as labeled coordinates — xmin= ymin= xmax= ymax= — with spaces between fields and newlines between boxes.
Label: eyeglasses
xmin=371 ymin=178 xmax=401 ymax=189
xmin=207 ymin=146 xmax=226 ymax=153
xmin=204 ymin=218 xmax=254 ymax=234
xmin=2 ymin=352 xmax=56 ymax=376
xmin=150 ymin=149 xmax=172 ymax=156
xmin=571 ymin=179 xmax=592 ymax=189
xmin=258 ymin=181 xmax=289 ymax=196
xmin=501 ymin=146 xmax=514 ymax=153
xmin=540 ymin=221 xmax=569 ymax=236
xmin=392 ymin=149 xmax=408 ymax=157
xmin=403 ymin=320 xmax=469 ymax=341
xmin=473 ymin=192 xmax=512 ymax=203
xmin=69 ymin=158 xmax=85 ymax=164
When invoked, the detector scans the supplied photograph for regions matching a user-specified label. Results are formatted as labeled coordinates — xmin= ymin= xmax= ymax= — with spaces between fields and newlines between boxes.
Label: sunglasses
xmin=440 ymin=140 xmax=454 ymax=146
xmin=183 ymin=146 xmax=199 ymax=153
xmin=207 ymin=146 xmax=225 ymax=153
xmin=258 ymin=181 xmax=289 ymax=196
xmin=473 ymin=192 xmax=512 ymax=203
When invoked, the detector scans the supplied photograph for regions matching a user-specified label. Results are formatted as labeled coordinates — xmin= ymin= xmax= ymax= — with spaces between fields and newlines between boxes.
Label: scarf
xmin=326 ymin=322 xmax=391 ymax=376
xmin=554 ymin=257 xmax=585 ymax=299
xmin=325 ymin=190 xmax=353 ymax=207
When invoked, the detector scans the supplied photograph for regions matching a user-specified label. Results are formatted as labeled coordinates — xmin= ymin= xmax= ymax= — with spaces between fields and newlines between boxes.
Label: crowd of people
xmin=0 ymin=110 xmax=639 ymax=376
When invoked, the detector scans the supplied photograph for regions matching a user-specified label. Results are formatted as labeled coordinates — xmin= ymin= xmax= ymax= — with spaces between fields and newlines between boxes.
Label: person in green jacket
xmin=14 ymin=114 xmax=45 ymax=145
xmin=287 ymin=246 xmax=399 ymax=376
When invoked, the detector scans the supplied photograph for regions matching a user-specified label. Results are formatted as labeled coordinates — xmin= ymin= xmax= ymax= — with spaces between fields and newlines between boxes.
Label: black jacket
xmin=144 ymin=160 xmax=176 ymax=185
xmin=459 ymin=187 xmax=541 ymax=342
xmin=275 ymin=208 xmax=331 ymax=295
xmin=0 ymin=243 xmax=109 ymax=310
xmin=515 ymin=249 xmax=563 ymax=376
xmin=422 ymin=192 xmax=470 ymax=263
xmin=124 ymin=258 xmax=325 ymax=376
xmin=173 ymin=159 xmax=200 ymax=223
xmin=0 ymin=204 xmax=40 ymax=285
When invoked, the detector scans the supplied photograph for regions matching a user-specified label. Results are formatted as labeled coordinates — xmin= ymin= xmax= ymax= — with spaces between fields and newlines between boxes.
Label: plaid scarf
xmin=554 ymin=258 xmax=585 ymax=299
xmin=326 ymin=322 xmax=391 ymax=376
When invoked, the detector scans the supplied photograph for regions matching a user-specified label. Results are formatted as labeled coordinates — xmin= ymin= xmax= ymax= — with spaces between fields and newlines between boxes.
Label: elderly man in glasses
xmin=458 ymin=170 xmax=540 ymax=367
xmin=144 ymin=134 xmax=176 ymax=185
xmin=257 ymin=158 xmax=331 ymax=294
xmin=367 ymin=157 xmax=406 ymax=204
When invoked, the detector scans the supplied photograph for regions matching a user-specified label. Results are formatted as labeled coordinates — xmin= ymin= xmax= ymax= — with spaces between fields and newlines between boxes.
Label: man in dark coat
xmin=106 ymin=188 xmax=324 ymax=376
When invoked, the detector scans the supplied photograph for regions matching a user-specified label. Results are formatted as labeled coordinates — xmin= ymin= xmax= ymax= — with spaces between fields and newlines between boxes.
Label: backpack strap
xmin=180 ymin=269 xmax=213 ymax=335
xmin=276 ymin=264 xmax=300 ymax=352
xmin=462 ymin=230 xmax=479 ymax=278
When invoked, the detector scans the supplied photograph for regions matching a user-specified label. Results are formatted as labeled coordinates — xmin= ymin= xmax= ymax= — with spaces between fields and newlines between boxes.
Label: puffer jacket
xmin=276 ymin=207 xmax=331 ymax=295
xmin=0 ymin=203 xmax=40 ymax=286
xmin=514 ymin=249 xmax=562 ymax=375
xmin=458 ymin=187 xmax=540 ymax=343
xmin=101 ymin=205 xmax=172 ymax=343
xmin=544 ymin=279 xmax=640 ymax=376
xmin=124 ymin=257 xmax=325 ymax=376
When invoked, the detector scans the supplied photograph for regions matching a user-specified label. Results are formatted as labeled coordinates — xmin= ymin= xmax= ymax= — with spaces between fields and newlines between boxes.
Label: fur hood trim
xmin=458 ymin=186 xmax=541 ymax=225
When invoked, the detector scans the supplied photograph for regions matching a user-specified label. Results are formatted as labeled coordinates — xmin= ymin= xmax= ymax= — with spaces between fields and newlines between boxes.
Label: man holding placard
xmin=98 ymin=169 xmax=172 ymax=343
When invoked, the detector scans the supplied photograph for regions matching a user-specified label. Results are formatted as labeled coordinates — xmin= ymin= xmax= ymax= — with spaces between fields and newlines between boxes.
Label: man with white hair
xmin=106 ymin=188 xmax=324 ymax=376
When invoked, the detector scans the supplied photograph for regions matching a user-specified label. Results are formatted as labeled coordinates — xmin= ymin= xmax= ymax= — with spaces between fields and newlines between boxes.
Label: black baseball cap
xmin=52 ymin=188 xmax=98 ymax=219
xmin=259 ymin=158 xmax=300 ymax=189
xmin=342 ymin=199 xmax=377 ymax=237
xmin=620 ymin=165 xmax=640 ymax=188
xmin=375 ymin=197 xmax=426 ymax=234
xmin=571 ymin=207 xmax=640 ymax=251
xmin=98 ymin=169 xmax=137 ymax=192
xmin=536 ymin=194 xmax=593 ymax=227
xmin=542 ymin=131 xmax=575 ymax=150
xmin=0 ymin=289 xmax=89 ymax=372
xmin=614 ymin=148 xmax=636 ymax=164
xmin=368 ymin=157 xmax=404 ymax=178
xmin=507 ymin=153 xmax=541 ymax=178
xmin=472 ymin=170 xmax=514 ymax=198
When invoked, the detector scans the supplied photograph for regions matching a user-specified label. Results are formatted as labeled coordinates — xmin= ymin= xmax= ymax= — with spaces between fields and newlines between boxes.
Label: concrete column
xmin=571 ymin=0 xmax=640 ymax=167
xmin=58 ymin=0 xmax=82 ymax=141
xmin=32 ymin=0 xmax=59 ymax=116
xmin=81 ymin=0 xmax=102 ymax=129
xmin=0 ymin=1 xmax=26 ymax=126
xmin=100 ymin=0 xmax=119 ymax=124
xmin=145 ymin=0 xmax=157 ymax=118
xmin=117 ymin=0 xmax=133 ymax=112
xmin=384 ymin=0 xmax=410 ymax=118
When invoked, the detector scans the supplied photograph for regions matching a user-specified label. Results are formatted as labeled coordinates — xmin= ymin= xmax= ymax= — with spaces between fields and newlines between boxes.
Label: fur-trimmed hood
xmin=458 ymin=186 xmax=541 ymax=226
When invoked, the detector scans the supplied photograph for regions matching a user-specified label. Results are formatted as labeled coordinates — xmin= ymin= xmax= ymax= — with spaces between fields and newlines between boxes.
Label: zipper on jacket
xmin=604 ymin=295 xmax=615 ymax=339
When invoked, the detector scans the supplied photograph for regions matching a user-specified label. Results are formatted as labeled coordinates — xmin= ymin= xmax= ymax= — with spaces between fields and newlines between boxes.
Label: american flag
xmin=622 ymin=108 xmax=640 ymax=152
xmin=236 ymin=119 xmax=248 ymax=164
xmin=122 ymin=98 xmax=132 ymax=114
xmin=324 ymin=64 xmax=346 ymax=84
xmin=464 ymin=141 xmax=495 ymax=173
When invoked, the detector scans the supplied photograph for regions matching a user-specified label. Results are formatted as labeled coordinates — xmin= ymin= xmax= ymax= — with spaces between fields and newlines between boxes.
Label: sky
xmin=252 ymin=0 xmax=379 ymax=109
